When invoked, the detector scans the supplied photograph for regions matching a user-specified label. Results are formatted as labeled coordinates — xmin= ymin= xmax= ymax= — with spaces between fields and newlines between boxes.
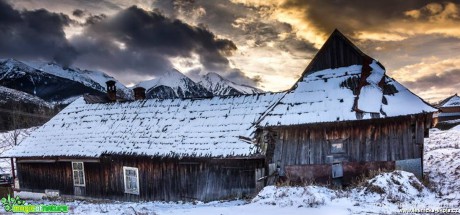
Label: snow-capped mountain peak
xmin=136 ymin=69 xmax=212 ymax=99
xmin=199 ymin=72 xmax=263 ymax=96
xmin=0 ymin=59 xmax=133 ymax=103
xmin=25 ymin=61 xmax=132 ymax=98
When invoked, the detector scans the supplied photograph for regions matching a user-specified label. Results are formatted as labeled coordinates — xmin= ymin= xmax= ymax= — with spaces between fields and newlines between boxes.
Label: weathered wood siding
xmin=17 ymin=162 xmax=73 ymax=195
xmin=303 ymin=30 xmax=366 ymax=76
xmin=264 ymin=114 xmax=431 ymax=176
xmin=439 ymin=106 xmax=460 ymax=113
xmin=284 ymin=161 xmax=395 ymax=185
xmin=17 ymin=157 xmax=264 ymax=202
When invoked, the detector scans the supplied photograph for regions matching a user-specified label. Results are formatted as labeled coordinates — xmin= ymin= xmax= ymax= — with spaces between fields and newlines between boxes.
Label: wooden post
xmin=10 ymin=158 xmax=15 ymax=188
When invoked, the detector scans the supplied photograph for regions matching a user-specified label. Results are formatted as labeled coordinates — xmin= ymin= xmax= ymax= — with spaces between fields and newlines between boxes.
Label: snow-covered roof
xmin=3 ymin=93 xmax=283 ymax=158
xmin=439 ymin=94 xmax=460 ymax=108
xmin=2 ymin=30 xmax=437 ymax=158
xmin=260 ymin=62 xmax=437 ymax=127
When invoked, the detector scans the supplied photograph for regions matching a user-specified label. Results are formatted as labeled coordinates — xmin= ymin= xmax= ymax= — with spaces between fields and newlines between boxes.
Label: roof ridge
xmin=289 ymin=29 xmax=372 ymax=91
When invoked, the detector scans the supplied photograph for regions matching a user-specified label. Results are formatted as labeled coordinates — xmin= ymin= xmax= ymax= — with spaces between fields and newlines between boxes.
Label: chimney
xmin=133 ymin=87 xmax=146 ymax=100
xmin=106 ymin=80 xmax=117 ymax=102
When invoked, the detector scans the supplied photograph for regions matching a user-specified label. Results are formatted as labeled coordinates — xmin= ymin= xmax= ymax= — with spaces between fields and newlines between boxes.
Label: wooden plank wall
xmin=17 ymin=162 xmax=73 ymax=195
xmin=17 ymin=157 xmax=264 ymax=202
xmin=304 ymin=32 xmax=364 ymax=75
xmin=284 ymin=161 xmax=395 ymax=185
xmin=266 ymin=114 xmax=429 ymax=175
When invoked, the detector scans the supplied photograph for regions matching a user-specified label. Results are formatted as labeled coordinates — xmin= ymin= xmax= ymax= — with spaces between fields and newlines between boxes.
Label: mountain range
xmin=0 ymin=58 xmax=263 ymax=103
xmin=0 ymin=58 xmax=263 ymax=130
xmin=135 ymin=69 xmax=263 ymax=99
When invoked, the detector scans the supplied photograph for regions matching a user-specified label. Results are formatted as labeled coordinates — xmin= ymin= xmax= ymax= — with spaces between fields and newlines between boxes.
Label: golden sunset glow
xmin=2 ymin=0 xmax=460 ymax=102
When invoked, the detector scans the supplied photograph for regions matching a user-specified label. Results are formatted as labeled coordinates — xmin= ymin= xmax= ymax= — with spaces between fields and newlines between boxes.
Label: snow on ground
xmin=424 ymin=127 xmax=460 ymax=206
xmin=452 ymin=124 xmax=460 ymax=131
xmin=0 ymin=127 xmax=458 ymax=214
xmin=440 ymin=119 xmax=460 ymax=125
xmin=0 ymin=171 xmax=445 ymax=215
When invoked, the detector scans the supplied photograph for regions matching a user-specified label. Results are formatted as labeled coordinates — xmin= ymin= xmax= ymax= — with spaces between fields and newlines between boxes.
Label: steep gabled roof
xmin=302 ymin=29 xmax=380 ymax=76
xmin=3 ymin=93 xmax=284 ymax=158
xmin=438 ymin=94 xmax=460 ymax=108
xmin=260 ymin=30 xmax=436 ymax=127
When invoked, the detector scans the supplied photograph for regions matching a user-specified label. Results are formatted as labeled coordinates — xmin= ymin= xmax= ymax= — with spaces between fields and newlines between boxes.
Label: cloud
xmin=9 ymin=0 xmax=124 ymax=15
xmin=72 ymin=9 xmax=85 ymax=17
xmin=3 ymin=0 xmax=459 ymax=96
xmin=152 ymin=0 xmax=317 ymax=89
xmin=225 ymin=68 xmax=262 ymax=86
xmin=70 ymin=5 xmax=242 ymax=84
xmin=0 ymin=0 xmax=76 ymax=66
xmin=0 ymin=1 xmax=258 ymax=86
xmin=404 ymin=69 xmax=460 ymax=90
xmin=404 ymin=2 xmax=459 ymax=21
xmin=231 ymin=0 xmax=460 ymax=46
xmin=392 ymin=58 xmax=460 ymax=102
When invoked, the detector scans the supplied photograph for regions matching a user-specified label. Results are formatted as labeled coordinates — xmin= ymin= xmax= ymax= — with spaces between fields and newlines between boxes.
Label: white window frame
xmin=71 ymin=162 xmax=85 ymax=187
xmin=123 ymin=166 xmax=140 ymax=195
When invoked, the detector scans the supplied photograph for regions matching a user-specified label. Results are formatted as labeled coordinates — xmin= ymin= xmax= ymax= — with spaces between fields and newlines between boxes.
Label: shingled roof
xmin=438 ymin=94 xmax=460 ymax=108
xmin=260 ymin=62 xmax=436 ymax=126
xmin=3 ymin=93 xmax=283 ymax=158
xmin=260 ymin=30 xmax=436 ymax=127
xmin=3 ymin=30 xmax=436 ymax=159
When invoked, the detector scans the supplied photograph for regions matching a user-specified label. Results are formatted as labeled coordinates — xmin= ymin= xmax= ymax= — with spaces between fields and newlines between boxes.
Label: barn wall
xmin=439 ymin=106 xmax=460 ymax=113
xmin=17 ymin=162 xmax=73 ymax=195
xmin=263 ymin=114 xmax=431 ymax=176
xmin=16 ymin=157 xmax=264 ymax=202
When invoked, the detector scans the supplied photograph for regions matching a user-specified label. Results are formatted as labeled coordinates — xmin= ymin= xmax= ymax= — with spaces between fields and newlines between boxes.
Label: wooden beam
xmin=58 ymin=158 xmax=100 ymax=163
xmin=17 ymin=159 xmax=56 ymax=163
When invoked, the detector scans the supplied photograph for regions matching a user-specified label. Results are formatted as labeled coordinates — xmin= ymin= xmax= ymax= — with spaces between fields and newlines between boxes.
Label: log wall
xmin=263 ymin=114 xmax=431 ymax=176
xmin=17 ymin=157 xmax=264 ymax=202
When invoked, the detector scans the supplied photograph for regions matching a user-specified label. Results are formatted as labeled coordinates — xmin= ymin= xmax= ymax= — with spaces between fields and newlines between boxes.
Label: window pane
xmin=73 ymin=171 xmax=79 ymax=184
xmin=331 ymin=142 xmax=344 ymax=153
xmin=79 ymin=171 xmax=84 ymax=184
xmin=124 ymin=167 xmax=138 ymax=193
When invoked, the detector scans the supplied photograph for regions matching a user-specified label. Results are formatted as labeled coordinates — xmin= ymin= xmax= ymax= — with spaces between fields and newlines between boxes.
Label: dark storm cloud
xmin=154 ymin=0 xmax=317 ymax=51
xmin=71 ymin=5 xmax=238 ymax=77
xmin=0 ymin=0 xmax=76 ymax=66
xmin=403 ymin=69 xmax=460 ymax=91
xmin=152 ymin=0 xmax=317 ymax=85
xmin=83 ymin=14 xmax=107 ymax=25
xmin=225 ymin=68 xmax=263 ymax=86
xmin=277 ymin=34 xmax=317 ymax=57
xmin=359 ymin=34 xmax=460 ymax=71
xmin=72 ymin=9 xmax=85 ymax=17
xmin=9 ymin=0 xmax=122 ymax=14
xmin=280 ymin=0 xmax=434 ymax=35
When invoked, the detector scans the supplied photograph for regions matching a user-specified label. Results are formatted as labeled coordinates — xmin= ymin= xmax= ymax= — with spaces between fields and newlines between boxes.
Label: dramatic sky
xmin=1 ymin=0 xmax=459 ymax=102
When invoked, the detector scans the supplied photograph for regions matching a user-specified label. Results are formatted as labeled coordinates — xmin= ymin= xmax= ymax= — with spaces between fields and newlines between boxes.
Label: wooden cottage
xmin=3 ymin=30 xmax=436 ymax=201
xmin=434 ymin=94 xmax=460 ymax=125
xmin=257 ymin=30 xmax=436 ymax=184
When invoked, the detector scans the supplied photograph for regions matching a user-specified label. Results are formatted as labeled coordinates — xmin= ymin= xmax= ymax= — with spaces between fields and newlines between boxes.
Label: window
xmin=123 ymin=166 xmax=139 ymax=195
xmin=72 ymin=162 xmax=85 ymax=186
xmin=330 ymin=140 xmax=346 ymax=154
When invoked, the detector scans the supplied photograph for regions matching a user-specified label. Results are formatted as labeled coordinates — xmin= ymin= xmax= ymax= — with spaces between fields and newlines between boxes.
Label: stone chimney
xmin=133 ymin=87 xmax=146 ymax=100
xmin=106 ymin=80 xmax=117 ymax=102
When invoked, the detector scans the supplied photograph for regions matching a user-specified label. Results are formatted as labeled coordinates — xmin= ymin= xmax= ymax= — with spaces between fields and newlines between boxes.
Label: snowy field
xmin=0 ymin=127 xmax=459 ymax=214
